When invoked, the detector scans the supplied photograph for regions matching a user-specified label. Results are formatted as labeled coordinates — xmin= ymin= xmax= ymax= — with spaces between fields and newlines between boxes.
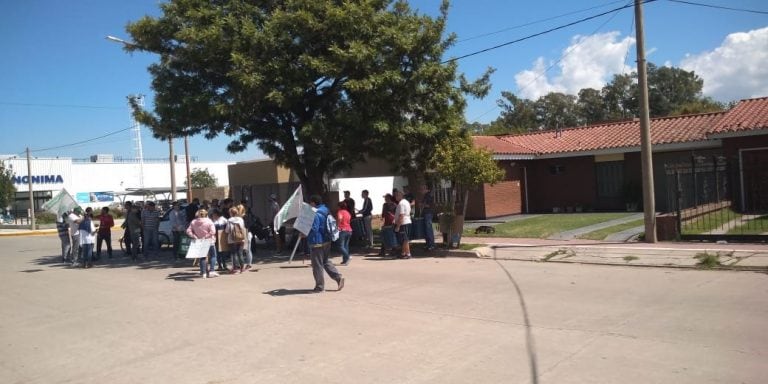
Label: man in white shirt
xmin=394 ymin=190 xmax=412 ymax=259
xmin=67 ymin=207 xmax=83 ymax=266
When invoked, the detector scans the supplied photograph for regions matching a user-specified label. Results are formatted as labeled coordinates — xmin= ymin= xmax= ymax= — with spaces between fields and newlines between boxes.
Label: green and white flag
xmin=41 ymin=188 xmax=78 ymax=217
xmin=273 ymin=185 xmax=303 ymax=231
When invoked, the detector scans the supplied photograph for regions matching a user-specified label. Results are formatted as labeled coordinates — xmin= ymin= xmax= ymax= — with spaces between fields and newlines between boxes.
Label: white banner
xmin=293 ymin=202 xmax=317 ymax=236
xmin=41 ymin=188 xmax=78 ymax=216
xmin=273 ymin=185 xmax=303 ymax=231
xmin=185 ymin=239 xmax=212 ymax=259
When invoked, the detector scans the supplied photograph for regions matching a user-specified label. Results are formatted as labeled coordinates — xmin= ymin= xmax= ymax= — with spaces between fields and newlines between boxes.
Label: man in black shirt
xmin=359 ymin=190 xmax=373 ymax=248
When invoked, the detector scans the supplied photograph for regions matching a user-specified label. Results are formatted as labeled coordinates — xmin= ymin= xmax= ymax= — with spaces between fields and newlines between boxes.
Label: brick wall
xmin=466 ymin=161 xmax=523 ymax=219
xmin=526 ymin=156 xmax=596 ymax=212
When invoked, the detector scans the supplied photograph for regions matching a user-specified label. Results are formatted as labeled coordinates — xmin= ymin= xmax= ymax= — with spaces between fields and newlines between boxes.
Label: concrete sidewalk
xmin=469 ymin=237 xmax=768 ymax=270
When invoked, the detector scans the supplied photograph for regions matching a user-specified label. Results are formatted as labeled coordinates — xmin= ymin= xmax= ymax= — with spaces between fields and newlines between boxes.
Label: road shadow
xmin=263 ymin=288 xmax=317 ymax=296
xmin=31 ymin=251 xmax=192 ymax=271
xmin=165 ymin=271 xmax=199 ymax=282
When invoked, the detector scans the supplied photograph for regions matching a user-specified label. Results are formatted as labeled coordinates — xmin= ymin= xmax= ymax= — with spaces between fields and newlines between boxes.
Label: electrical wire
xmin=30 ymin=126 xmax=135 ymax=154
xmin=469 ymin=0 xmax=633 ymax=121
xmin=0 ymin=101 xmax=124 ymax=110
xmin=457 ymin=0 xmax=627 ymax=43
xmin=443 ymin=0 xmax=658 ymax=64
xmin=666 ymin=0 xmax=768 ymax=15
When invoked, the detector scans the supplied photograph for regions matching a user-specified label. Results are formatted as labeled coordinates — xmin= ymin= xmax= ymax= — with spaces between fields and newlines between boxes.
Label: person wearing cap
xmin=67 ymin=207 xmax=83 ymax=266
xmin=141 ymin=201 xmax=160 ymax=259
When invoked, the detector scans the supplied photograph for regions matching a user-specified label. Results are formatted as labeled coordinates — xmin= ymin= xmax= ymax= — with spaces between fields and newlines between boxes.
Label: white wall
xmin=330 ymin=176 xmax=407 ymax=215
xmin=2 ymin=157 xmax=233 ymax=210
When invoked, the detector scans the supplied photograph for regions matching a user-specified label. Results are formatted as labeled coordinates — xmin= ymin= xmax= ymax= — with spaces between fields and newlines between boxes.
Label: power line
xmin=0 ymin=101 xmax=124 ymax=110
xmin=666 ymin=0 xmax=768 ymax=15
xmin=443 ymin=0 xmax=658 ymax=64
xmin=30 ymin=126 xmax=135 ymax=154
xmin=458 ymin=0 xmax=627 ymax=43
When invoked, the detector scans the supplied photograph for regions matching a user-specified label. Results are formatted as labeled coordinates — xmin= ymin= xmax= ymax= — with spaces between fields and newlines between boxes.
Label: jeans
xmin=143 ymin=227 xmax=159 ymax=257
xmin=81 ymin=243 xmax=94 ymax=266
xmin=338 ymin=230 xmax=352 ymax=264
xmin=362 ymin=215 xmax=373 ymax=247
xmin=423 ymin=212 xmax=435 ymax=248
xmin=70 ymin=234 xmax=80 ymax=265
xmin=245 ymin=232 xmax=253 ymax=266
xmin=96 ymin=232 xmax=112 ymax=258
xmin=311 ymin=242 xmax=341 ymax=291
xmin=199 ymin=245 xmax=218 ymax=276
xmin=230 ymin=242 xmax=244 ymax=269
xmin=59 ymin=236 xmax=71 ymax=261
xmin=172 ymin=230 xmax=183 ymax=258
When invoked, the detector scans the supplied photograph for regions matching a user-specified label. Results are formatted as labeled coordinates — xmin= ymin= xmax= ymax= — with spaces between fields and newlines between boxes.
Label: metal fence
xmin=664 ymin=155 xmax=768 ymax=242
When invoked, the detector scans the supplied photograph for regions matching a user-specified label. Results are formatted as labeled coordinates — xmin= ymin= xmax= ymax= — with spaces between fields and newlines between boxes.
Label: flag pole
xmin=287 ymin=236 xmax=301 ymax=264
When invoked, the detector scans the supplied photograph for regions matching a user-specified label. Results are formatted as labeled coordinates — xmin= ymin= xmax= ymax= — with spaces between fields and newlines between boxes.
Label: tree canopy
xmin=481 ymin=63 xmax=726 ymax=134
xmin=126 ymin=0 xmax=490 ymax=194
xmin=187 ymin=168 xmax=218 ymax=188
xmin=0 ymin=162 xmax=15 ymax=210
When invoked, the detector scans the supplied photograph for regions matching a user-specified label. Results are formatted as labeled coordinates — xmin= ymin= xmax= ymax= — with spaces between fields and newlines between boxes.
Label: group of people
xmin=53 ymin=184 xmax=435 ymax=293
xmin=332 ymin=185 xmax=436 ymax=262
xmin=56 ymin=206 xmax=115 ymax=268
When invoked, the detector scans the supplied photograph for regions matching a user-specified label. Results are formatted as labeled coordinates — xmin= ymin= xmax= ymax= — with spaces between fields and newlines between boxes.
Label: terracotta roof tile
xmin=711 ymin=97 xmax=768 ymax=133
xmin=472 ymin=135 xmax=536 ymax=155
xmin=475 ymin=112 xmax=724 ymax=156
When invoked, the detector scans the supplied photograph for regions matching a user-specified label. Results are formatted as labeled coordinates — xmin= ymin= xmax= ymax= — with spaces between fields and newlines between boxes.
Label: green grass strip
xmin=577 ymin=219 xmax=645 ymax=240
xmin=464 ymin=213 xmax=633 ymax=239
xmin=682 ymin=208 xmax=742 ymax=235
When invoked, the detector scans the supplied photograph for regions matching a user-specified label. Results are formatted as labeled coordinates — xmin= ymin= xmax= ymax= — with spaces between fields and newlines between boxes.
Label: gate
xmin=664 ymin=154 xmax=768 ymax=242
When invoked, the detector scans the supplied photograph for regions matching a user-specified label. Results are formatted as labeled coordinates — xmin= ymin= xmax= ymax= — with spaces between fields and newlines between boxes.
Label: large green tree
xmin=0 ymin=161 xmax=15 ymax=210
xmin=126 ymin=0 xmax=489 ymax=195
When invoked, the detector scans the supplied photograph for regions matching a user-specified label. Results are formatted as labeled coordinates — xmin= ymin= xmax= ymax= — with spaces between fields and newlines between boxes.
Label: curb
xmin=0 ymin=230 xmax=58 ymax=237
xmin=479 ymin=254 xmax=768 ymax=272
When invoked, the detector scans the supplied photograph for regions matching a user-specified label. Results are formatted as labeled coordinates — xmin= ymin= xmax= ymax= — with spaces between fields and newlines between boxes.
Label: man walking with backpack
xmin=306 ymin=195 xmax=344 ymax=293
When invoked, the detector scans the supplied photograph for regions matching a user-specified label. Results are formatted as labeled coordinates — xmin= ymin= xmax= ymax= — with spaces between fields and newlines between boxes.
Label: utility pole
xmin=26 ymin=147 xmax=35 ymax=230
xmin=634 ymin=0 xmax=657 ymax=242
xmin=184 ymin=135 xmax=192 ymax=201
xmin=168 ymin=136 xmax=177 ymax=202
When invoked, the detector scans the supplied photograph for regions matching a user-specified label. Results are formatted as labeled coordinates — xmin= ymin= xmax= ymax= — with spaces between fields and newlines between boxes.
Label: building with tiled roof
xmin=466 ymin=97 xmax=768 ymax=219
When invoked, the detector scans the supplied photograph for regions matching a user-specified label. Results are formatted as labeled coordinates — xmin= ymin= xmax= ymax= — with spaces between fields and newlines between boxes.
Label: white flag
xmin=273 ymin=185 xmax=303 ymax=230
xmin=41 ymin=188 xmax=78 ymax=217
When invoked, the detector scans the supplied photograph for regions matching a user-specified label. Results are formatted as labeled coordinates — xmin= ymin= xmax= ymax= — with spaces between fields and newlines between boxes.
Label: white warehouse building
xmin=1 ymin=154 xmax=233 ymax=216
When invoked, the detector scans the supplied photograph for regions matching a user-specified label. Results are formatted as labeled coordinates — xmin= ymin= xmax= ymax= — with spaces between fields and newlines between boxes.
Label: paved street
xmin=1 ymin=235 xmax=767 ymax=384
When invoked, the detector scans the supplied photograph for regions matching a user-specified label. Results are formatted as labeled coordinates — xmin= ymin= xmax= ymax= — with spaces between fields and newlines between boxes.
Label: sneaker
xmin=245 ymin=265 xmax=252 ymax=270
xmin=208 ymin=271 xmax=220 ymax=278
xmin=312 ymin=287 xmax=324 ymax=293
xmin=340 ymin=261 xmax=349 ymax=266
xmin=201 ymin=274 xmax=207 ymax=279
xmin=230 ymin=269 xmax=239 ymax=275
xmin=337 ymin=277 xmax=345 ymax=291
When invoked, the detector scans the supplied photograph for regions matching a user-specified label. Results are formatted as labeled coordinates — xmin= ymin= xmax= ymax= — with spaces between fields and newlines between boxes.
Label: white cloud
xmin=680 ymin=27 xmax=768 ymax=101
xmin=515 ymin=31 xmax=635 ymax=99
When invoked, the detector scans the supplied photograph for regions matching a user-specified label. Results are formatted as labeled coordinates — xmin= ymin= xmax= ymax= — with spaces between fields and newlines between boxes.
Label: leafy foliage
xmin=483 ymin=63 xmax=725 ymax=134
xmin=0 ymin=161 xmax=16 ymax=209
xmin=125 ymin=0 xmax=491 ymax=194
xmin=187 ymin=168 xmax=218 ymax=188
xmin=431 ymin=133 xmax=504 ymax=189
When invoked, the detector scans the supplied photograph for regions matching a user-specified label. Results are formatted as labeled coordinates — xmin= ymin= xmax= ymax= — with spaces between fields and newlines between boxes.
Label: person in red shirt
xmin=336 ymin=201 xmax=353 ymax=266
xmin=96 ymin=207 xmax=115 ymax=260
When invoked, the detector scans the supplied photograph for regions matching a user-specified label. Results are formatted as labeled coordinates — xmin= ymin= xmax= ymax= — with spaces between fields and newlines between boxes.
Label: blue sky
xmin=2 ymin=0 xmax=766 ymax=161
